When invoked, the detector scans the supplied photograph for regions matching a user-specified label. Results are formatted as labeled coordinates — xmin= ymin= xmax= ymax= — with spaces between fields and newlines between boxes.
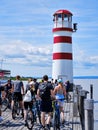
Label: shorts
xmin=0 ymin=98 xmax=2 ymax=105
xmin=24 ymin=101 xmax=32 ymax=110
xmin=40 ymin=100 xmax=53 ymax=112
xmin=12 ymin=92 xmax=23 ymax=101
xmin=57 ymin=99 xmax=64 ymax=107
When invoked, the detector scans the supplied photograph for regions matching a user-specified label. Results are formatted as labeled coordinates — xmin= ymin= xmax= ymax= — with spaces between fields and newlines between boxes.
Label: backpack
xmin=23 ymin=90 xmax=32 ymax=102
xmin=23 ymin=89 xmax=35 ymax=102
xmin=39 ymin=82 xmax=48 ymax=99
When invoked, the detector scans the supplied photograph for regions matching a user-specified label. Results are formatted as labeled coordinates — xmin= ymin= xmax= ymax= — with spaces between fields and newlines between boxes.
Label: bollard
xmin=78 ymin=90 xmax=89 ymax=130
xmin=76 ymin=85 xmax=82 ymax=94
xmin=73 ymin=93 xmax=78 ymax=117
xmin=76 ymin=85 xmax=82 ymax=106
xmin=84 ymin=99 xmax=94 ymax=130
xmin=73 ymin=85 xmax=82 ymax=117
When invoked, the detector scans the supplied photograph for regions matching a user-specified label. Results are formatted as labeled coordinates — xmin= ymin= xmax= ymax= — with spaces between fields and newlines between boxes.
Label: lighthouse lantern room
xmin=52 ymin=9 xmax=76 ymax=83
xmin=53 ymin=10 xmax=72 ymax=28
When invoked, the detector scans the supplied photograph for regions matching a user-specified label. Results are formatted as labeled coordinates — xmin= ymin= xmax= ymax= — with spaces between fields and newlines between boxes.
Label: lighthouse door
xmin=58 ymin=75 xmax=68 ymax=82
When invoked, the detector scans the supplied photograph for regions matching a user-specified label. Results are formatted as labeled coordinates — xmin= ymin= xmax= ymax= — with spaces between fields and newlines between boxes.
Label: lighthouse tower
xmin=52 ymin=9 xmax=76 ymax=83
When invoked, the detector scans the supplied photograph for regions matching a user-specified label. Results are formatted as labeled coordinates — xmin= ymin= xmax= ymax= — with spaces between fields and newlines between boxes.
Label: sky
xmin=0 ymin=0 xmax=98 ymax=77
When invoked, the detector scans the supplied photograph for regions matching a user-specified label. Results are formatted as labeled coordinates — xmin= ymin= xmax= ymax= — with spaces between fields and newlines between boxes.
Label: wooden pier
xmin=0 ymin=93 xmax=82 ymax=130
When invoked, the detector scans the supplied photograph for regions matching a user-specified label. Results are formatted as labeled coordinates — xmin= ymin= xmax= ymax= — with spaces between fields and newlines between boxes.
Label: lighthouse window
xmin=58 ymin=14 xmax=62 ymax=18
xmin=64 ymin=14 xmax=67 ymax=18
xmin=58 ymin=14 xmax=62 ymax=21
xmin=64 ymin=14 xmax=68 ymax=21
xmin=53 ymin=16 xmax=56 ymax=21
xmin=68 ymin=16 xmax=72 ymax=22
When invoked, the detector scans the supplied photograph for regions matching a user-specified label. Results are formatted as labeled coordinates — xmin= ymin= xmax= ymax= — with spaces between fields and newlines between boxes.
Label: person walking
xmin=0 ymin=83 xmax=4 ymax=122
xmin=1 ymin=79 xmax=13 ymax=104
xmin=37 ymin=75 xmax=54 ymax=130
xmin=65 ymin=80 xmax=71 ymax=93
xmin=11 ymin=75 xmax=24 ymax=119
xmin=53 ymin=79 xmax=66 ymax=124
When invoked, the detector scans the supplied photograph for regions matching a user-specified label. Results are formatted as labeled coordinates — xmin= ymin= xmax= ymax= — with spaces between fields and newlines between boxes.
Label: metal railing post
xmin=90 ymin=84 xmax=93 ymax=99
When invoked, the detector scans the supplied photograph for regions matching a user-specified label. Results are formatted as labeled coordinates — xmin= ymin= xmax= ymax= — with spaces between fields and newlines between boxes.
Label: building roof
xmin=53 ymin=9 xmax=73 ymax=16
xmin=0 ymin=69 xmax=11 ymax=77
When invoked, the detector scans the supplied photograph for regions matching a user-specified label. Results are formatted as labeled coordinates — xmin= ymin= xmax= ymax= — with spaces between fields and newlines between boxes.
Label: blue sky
xmin=0 ymin=0 xmax=98 ymax=77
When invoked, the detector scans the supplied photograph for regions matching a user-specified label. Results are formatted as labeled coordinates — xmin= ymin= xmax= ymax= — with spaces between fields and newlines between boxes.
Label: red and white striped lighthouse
xmin=52 ymin=9 xmax=75 ymax=83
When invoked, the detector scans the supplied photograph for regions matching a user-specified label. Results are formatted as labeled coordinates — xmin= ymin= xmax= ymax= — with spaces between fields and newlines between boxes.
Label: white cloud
xmin=0 ymin=40 xmax=52 ymax=67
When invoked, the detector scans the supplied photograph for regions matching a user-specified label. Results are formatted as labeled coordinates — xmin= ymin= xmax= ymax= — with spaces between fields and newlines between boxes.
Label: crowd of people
xmin=0 ymin=74 xmax=71 ymax=130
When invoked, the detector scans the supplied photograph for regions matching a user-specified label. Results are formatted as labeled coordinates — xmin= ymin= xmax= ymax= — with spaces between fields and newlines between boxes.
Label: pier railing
xmin=73 ymin=84 xmax=94 ymax=130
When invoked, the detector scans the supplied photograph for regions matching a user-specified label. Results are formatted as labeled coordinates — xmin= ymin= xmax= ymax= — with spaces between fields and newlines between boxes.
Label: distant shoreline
xmin=1 ymin=76 xmax=98 ymax=81
xmin=73 ymin=76 xmax=98 ymax=79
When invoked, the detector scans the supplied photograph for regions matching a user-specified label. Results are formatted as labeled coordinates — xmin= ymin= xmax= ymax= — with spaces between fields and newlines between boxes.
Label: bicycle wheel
xmin=16 ymin=102 xmax=20 ymax=115
xmin=66 ymin=93 xmax=71 ymax=103
xmin=7 ymin=93 xmax=12 ymax=109
xmin=12 ymin=105 xmax=17 ymax=119
xmin=53 ymin=111 xmax=60 ymax=130
xmin=53 ymin=102 xmax=60 ymax=130
xmin=37 ymin=109 xmax=41 ymax=124
xmin=53 ymin=113 xmax=57 ymax=130
xmin=36 ymin=101 xmax=41 ymax=124
xmin=12 ymin=100 xmax=20 ymax=119
xmin=1 ymin=98 xmax=9 ymax=112
xmin=26 ymin=110 xmax=34 ymax=130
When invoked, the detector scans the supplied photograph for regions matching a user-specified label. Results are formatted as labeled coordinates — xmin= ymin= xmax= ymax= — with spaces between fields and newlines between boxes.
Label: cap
xmin=58 ymin=79 xmax=63 ymax=83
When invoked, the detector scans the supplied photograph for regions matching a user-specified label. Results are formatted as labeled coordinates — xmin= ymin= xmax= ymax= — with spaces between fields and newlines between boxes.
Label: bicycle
xmin=6 ymin=91 xmax=12 ymax=108
xmin=1 ymin=98 xmax=9 ymax=112
xmin=26 ymin=99 xmax=39 ymax=130
xmin=12 ymin=95 xmax=20 ymax=119
xmin=1 ymin=91 xmax=12 ymax=112
xmin=36 ymin=99 xmax=41 ymax=124
xmin=53 ymin=98 xmax=66 ymax=130
xmin=53 ymin=100 xmax=61 ymax=130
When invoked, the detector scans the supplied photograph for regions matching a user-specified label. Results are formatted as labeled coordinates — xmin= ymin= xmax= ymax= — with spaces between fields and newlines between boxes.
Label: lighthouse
xmin=52 ymin=9 xmax=77 ymax=83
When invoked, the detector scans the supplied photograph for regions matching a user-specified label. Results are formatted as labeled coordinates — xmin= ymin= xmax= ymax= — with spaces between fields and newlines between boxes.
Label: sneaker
xmin=46 ymin=124 xmax=50 ymax=130
xmin=62 ymin=120 xmax=65 ymax=126
xmin=21 ymin=109 xmax=24 ymax=117
xmin=8 ymin=104 xmax=11 ymax=109
xmin=50 ymin=121 xmax=53 ymax=127
xmin=12 ymin=113 xmax=15 ymax=119
xmin=62 ymin=120 xmax=65 ymax=124
xmin=0 ymin=116 xmax=3 ymax=122
xmin=24 ymin=120 xmax=28 ymax=126
xmin=39 ymin=125 xmax=45 ymax=130
xmin=21 ymin=112 xmax=24 ymax=118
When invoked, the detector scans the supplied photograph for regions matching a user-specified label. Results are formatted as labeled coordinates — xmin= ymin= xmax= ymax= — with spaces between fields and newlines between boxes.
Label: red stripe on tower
xmin=54 ymin=36 xmax=72 ymax=43
xmin=53 ymin=28 xmax=73 ymax=32
xmin=53 ymin=53 xmax=72 ymax=60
